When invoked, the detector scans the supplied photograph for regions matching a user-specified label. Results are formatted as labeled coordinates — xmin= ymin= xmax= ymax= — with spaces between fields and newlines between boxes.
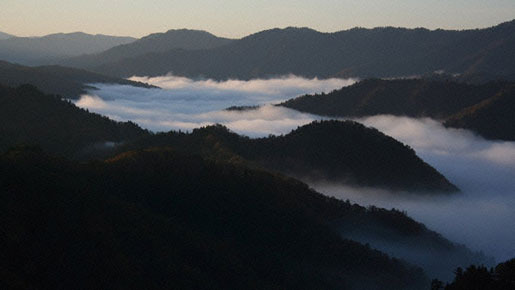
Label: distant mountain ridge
xmin=0 ymin=32 xmax=135 ymax=65
xmin=0 ymin=31 xmax=14 ymax=40
xmin=0 ymin=60 xmax=155 ymax=99
xmin=281 ymin=78 xmax=515 ymax=141
xmin=61 ymin=19 xmax=515 ymax=81
xmin=61 ymin=29 xmax=234 ymax=68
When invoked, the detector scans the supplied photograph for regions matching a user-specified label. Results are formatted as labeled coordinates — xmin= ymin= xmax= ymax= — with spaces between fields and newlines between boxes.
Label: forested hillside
xmin=0 ymin=61 xmax=154 ymax=99
xmin=0 ymin=84 xmax=148 ymax=157
xmin=116 ymin=121 xmax=458 ymax=192
xmin=0 ymin=146 xmax=429 ymax=290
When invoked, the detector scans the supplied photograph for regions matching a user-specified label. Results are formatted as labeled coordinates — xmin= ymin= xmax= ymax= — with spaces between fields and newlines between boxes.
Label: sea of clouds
xmin=77 ymin=75 xmax=353 ymax=134
xmin=76 ymin=75 xmax=515 ymax=263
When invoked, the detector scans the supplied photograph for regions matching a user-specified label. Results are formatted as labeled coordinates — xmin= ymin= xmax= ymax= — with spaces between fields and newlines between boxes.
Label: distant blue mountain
xmin=0 ymin=32 xmax=136 ymax=65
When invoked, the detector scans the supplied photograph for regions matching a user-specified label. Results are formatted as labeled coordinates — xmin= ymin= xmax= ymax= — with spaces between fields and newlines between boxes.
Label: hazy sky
xmin=1 ymin=0 xmax=514 ymax=38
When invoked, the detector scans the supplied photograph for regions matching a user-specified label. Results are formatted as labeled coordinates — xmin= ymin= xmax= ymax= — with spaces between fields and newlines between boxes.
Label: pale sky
xmin=1 ymin=0 xmax=514 ymax=38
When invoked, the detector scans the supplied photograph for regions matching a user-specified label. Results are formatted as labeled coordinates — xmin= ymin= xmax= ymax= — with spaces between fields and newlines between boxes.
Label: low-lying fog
xmin=77 ymin=75 xmax=353 ymax=134
xmin=76 ymin=75 xmax=515 ymax=264
xmin=315 ymin=116 xmax=515 ymax=263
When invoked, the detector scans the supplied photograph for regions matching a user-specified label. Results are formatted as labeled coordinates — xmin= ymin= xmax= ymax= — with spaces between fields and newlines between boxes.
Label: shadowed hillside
xmin=116 ymin=121 xmax=459 ymax=193
xmin=445 ymin=84 xmax=515 ymax=141
xmin=0 ymin=84 xmax=149 ymax=157
xmin=0 ymin=32 xmax=135 ymax=65
xmin=0 ymin=146 xmax=430 ymax=290
xmin=0 ymin=61 xmax=155 ymax=99
xmin=431 ymin=258 xmax=515 ymax=290
xmin=281 ymin=78 xmax=507 ymax=119
xmin=281 ymin=79 xmax=515 ymax=141
xmin=65 ymin=20 xmax=515 ymax=81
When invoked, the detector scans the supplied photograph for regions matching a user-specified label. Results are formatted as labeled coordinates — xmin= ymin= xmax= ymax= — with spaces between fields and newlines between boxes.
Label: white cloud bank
xmin=315 ymin=115 xmax=515 ymax=263
xmin=78 ymin=75 xmax=352 ymax=134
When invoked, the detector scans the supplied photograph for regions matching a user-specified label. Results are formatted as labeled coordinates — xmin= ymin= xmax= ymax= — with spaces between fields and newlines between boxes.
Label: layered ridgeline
xmin=116 ymin=122 xmax=458 ymax=193
xmin=281 ymin=79 xmax=515 ymax=141
xmin=0 ymin=83 xmax=457 ymax=192
xmin=61 ymin=29 xmax=234 ymax=68
xmin=0 ymin=32 xmax=135 ymax=65
xmin=0 ymin=84 xmax=148 ymax=157
xmin=0 ymin=61 xmax=155 ymax=99
xmin=445 ymin=84 xmax=515 ymax=141
xmin=61 ymin=20 xmax=515 ymax=81
xmin=0 ymin=146 xmax=489 ymax=289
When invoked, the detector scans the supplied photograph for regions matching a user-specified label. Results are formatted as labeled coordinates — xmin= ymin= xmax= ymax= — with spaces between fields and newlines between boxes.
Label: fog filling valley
xmin=76 ymin=75 xmax=515 ymax=264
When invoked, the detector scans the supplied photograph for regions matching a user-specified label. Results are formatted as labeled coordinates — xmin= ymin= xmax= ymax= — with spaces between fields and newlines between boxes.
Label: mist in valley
xmin=76 ymin=75 xmax=515 ymax=279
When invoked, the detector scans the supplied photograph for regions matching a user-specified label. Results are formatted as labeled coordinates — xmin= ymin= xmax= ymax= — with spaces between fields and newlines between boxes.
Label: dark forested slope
xmin=0 ymin=146 xmax=429 ymax=290
xmin=0 ymin=84 xmax=148 ymax=157
xmin=282 ymin=79 xmax=515 ymax=141
xmin=117 ymin=121 xmax=459 ymax=192
xmin=431 ymin=258 xmax=515 ymax=290
xmin=445 ymin=84 xmax=515 ymax=141
xmin=0 ymin=61 xmax=154 ymax=99
xmin=281 ymin=78 xmax=506 ymax=119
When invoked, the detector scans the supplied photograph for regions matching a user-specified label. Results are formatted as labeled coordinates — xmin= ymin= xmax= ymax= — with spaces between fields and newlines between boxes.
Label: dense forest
xmin=281 ymin=78 xmax=515 ymax=141
xmin=431 ymin=258 xmax=515 ymax=290
xmin=60 ymin=20 xmax=515 ymax=82
xmin=0 ymin=144 xmax=491 ymax=289
xmin=0 ymin=61 xmax=155 ymax=99
xmin=0 ymin=84 xmax=148 ymax=157
xmin=0 ymin=146 xmax=431 ymax=290
xmin=445 ymin=84 xmax=515 ymax=141
xmin=115 ymin=121 xmax=459 ymax=192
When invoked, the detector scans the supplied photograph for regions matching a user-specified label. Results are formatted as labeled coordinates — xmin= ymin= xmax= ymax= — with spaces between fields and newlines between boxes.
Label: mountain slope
xmin=0 ymin=60 xmax=155 ymax=99
xmin=0 ymin=84 xmax=148 ymax=157
xmin=62 ymin=29 xmax=234 ymax=68
xmin=0 ymin=146 xmax=430 ymax=290
xmin=0 ymin=32 xmax=135 ymax=65
xmin=116 ymin=121 xmax=459 ymax=193
xmin=75 ymin=20 xmax=515 ymax=81
xmin=281 ymin=78 xmax=515 ymax=141
xmin=281 ymin=79 xmax=507 ymax=119
xmin=445 ymin=84 xmax=515 ymax=141
xmin=0 ymin=31 xmax=13 ymax=40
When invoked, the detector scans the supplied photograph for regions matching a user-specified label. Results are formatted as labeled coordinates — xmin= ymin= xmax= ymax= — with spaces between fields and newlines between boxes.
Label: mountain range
xmin=0 ymin=83 xmax=458 ymax=192
xmin=281 ymin=78 xmax=515 ymax=141
xmin=61 ymin=29 xmax=233 ymax=68
xmin=0 ymin=61 xmax=154 ymax=99
xmin=0 ymin=32 xmax=135 ymax=65
xmin=59 ymin=20 xmax=515 ymax=82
